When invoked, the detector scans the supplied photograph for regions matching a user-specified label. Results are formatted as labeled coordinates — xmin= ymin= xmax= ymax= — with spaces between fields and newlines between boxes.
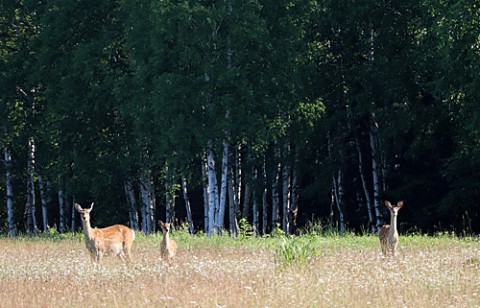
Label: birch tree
xmin=3 ymin=144 xmax=15 ymax=237
xmin=206 ymin=139 xmax=218 ymax=236
xmin=181 ymin=176 xmax=194 ymax=235
xmin=124 ymin=179 xmax=139 ymax=230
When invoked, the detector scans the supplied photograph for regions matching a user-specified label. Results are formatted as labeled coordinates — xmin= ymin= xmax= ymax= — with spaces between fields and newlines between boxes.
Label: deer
xmin=158 ymin=220 xmax=177 ymax=265
xmin=379 ymin=200 xmax=404 ymax=256
xmin=75 ymin=203 xmax=135 ymax=263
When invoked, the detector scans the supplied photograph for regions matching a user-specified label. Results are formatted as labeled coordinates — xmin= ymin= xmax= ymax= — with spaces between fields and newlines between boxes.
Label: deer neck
xmin=81 ymin=219 xmax=95 ymax=240
xmin=162 ymin=232 xmax=170 ymax=247
xmin=389 ymin=213 xmax=398 ymax=235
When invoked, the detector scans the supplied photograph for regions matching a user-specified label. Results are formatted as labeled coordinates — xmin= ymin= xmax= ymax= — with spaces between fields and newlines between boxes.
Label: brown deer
xmin=158 ymin=220 xmax=177 ymax=265
xmin=379 ymin=200 xmax=404 ymax=256
xmin=75 ymin=203 xmax=135 ymax=263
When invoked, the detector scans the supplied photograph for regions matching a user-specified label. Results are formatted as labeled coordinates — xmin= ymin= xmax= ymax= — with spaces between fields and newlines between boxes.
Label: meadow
xmin=0 ymin=231 xmax=479 ymax=308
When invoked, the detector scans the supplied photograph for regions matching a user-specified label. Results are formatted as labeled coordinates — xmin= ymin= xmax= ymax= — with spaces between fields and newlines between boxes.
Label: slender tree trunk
xmin=367 ymin=19 xmax=383 ymax=232
xmin=290 ymin=166 xmax=299 ymax=235
xmin=27 ymin=137 xmax=38 ymax=235
xmin=354 ymin=136 xmax=375 ymax=232
xmin=282 ymin=145 xmax=291 ymax=234
xmin=181 ymin=176 xmax=194 ymax=235
xmin=218 ymin=138 xmax=229 ymax=233
xmin=370 ymin=123 xmax=383 ymax=232
xmin=140 ymin=171 xmax=154 ymax=234
xmin=69 ymin=195 xmax=75 ymax=231
xmin=234 ymin=145 xmax=241 ymax=217
xmin=242 ymin=179 xmax=252 ymax=220
xmin=334 ymin=170 xmax=346 ymax=233
xmin=228 ymin=169 xmax=238 ymax=236
xmin=332 ymin=176 xmax=342 ymax=231
xmin=252 ymin=168 xmax=259 ymax=236
xmin=4 ymin=146 xmax=15 ymax=237
xmin=38 ymin=174 xmax=48 ymax=232
xmin=380 ymin=138 xmax=388 ymax=192
xmin=329 ymin=180 xmax=335 ymax=224
xmin=262 ymin=161 xmax=268 ymax=235
xmin=165 ymin=168 xmax=175 ymax=224
xmin=149 ymin=180 xmax=156 ymax=231
xmin=207 ymin=139 xmax=217 ymax=236
xmin=202 ymin=156 xmax=209 ymax=233
xmin=58 ymin=186 xmax=65 ymax=233
xmin=124 ymin=179 xmax=139 ymax=230
xmin=271 ymin=145 xmax=281 ymax=232
xmin=140 ymin=182 xmax=147 ymax=234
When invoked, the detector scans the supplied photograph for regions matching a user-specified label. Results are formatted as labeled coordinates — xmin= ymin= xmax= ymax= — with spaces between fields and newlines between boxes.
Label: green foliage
xmin=299 ymin=218 xmax=341 ymax=237
xmin=270 ymin=224 xmax=286 ymax=238
xmin=237 ymin=218 xmax=255 ymax=239
xmin=2 ymin=0 xmax=480 ymax=235
xmin=275 ymin=236 xmax=316 ymax=267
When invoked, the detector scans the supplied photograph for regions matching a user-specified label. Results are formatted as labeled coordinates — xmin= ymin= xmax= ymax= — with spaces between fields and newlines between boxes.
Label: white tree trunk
xmin=290 ymin=165 xmax=299 ymax=234
xmin=181 ymin=176 xmax=194 ymax=235
xmin=4 ymin=146 xmax=15 ymax=237
xmin=370 ymin=123 xmax=383 ymax=232
xmin=368 ymin=20 xmax=383 ymax=232
xmin=58 ymin=187 xmax=65 ymax=233
xmin=234 ymin=145 xmax=242 ymax=216
xmin=202 ymin=156 xmax=209 ymax=233
xmin=282 ymin=151 xmax=291 ymax=234
xmin=218 ymin=138 xmax=229 ymax=233
xmin=282 ymin=166 xmax=291 ymax=234
xmin=262 ymin=161 xmax=268 ymax=235
xmin=69 ymin=195 xmax=75 ymax=231
xmin=124 ymin=179 xmax=139 ymax=230
xmin=228 ymin=168 xmax=238 ymax=236
xmin=242 ymin=180 xmax=251 ymax=220
xmin=207 ymin=139 xmax=217 ymax=236
xmin=271 ymin=146 xmax=281 ymax=232
xmin=27 ymin=137 xmax=38 ymax=234
xmin=355 ymin=136 xmax=375 ymax=232
xmin=165 ymin=169 xmax=175 ymax=224
xmin=140 ymin=171 xmax=154 ymax=234
xmin=38 ymin=174 xmax=49 ymax=232
xmin=252 ymin=168 xmax=259 ymax=236
xmin=149 ymin=181 xmax=156 ymax=231
xmin=333 ymin=171 xmax=346 ymax=233
xmin=332 ymin=177 xmax=339 ymax=227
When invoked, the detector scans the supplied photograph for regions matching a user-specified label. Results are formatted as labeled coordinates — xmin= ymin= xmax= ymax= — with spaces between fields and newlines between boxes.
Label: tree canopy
xmin=1 ymin=0 xmax=480 ymax=235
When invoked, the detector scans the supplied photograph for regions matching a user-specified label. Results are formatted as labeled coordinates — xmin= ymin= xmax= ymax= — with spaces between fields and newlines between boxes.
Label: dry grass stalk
xmin=0 ymin=235 xmax=479 ymax=307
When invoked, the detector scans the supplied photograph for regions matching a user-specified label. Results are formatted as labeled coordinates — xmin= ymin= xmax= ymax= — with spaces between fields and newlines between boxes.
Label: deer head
xmin=75 ymin=202 xmax=94 ymax=224
xmin=158 ymin=220 xmax=172 ymax=234
xmin=385 ymin=200 xmax=403 ymax=217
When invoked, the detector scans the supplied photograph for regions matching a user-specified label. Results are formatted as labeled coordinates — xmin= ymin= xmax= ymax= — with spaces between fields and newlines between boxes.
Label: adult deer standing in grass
xmin=75 ymin=203 xmax=135 ymax=263
xmin=158 ymin=220 xmax=177 ymax=265
xmin=379 ymin=200 xmax=404 ymax=256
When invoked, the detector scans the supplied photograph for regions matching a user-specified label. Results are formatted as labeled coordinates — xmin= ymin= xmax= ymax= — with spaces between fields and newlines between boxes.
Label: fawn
xmin=75 ymin=203 xmax=135 ymax=263
xmin=158 ymin=220 xmax=177 ymax=265
xmin=379 ymin=200 xmax=404 ymax=256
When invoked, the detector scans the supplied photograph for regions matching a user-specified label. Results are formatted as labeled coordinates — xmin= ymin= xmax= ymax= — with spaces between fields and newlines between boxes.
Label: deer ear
xmin=158 ymin=220 xmax=164 ymax=227
xmin=75 ymin=204 xmax=83 ymax=212
xmin=397 ymin=201 xmax=404 ymax=209
xmin=385 ymin=200 xmax=393 ymax=209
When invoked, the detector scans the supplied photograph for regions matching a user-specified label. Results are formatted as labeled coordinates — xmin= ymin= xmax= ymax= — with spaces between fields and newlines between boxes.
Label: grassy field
xmin=0 ymin=232 xmax=479 ymax=308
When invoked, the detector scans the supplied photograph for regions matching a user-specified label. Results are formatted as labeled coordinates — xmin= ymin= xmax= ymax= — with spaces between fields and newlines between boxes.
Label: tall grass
xmin=275 ymin=237 xmax=316 ymax=266
xmin=0 ymin=231 xmax=479 ymax=307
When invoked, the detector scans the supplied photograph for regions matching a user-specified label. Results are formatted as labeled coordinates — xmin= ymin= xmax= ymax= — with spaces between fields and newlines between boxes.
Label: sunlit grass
xmin=0 ymin=232 xmax=479 ymax=307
